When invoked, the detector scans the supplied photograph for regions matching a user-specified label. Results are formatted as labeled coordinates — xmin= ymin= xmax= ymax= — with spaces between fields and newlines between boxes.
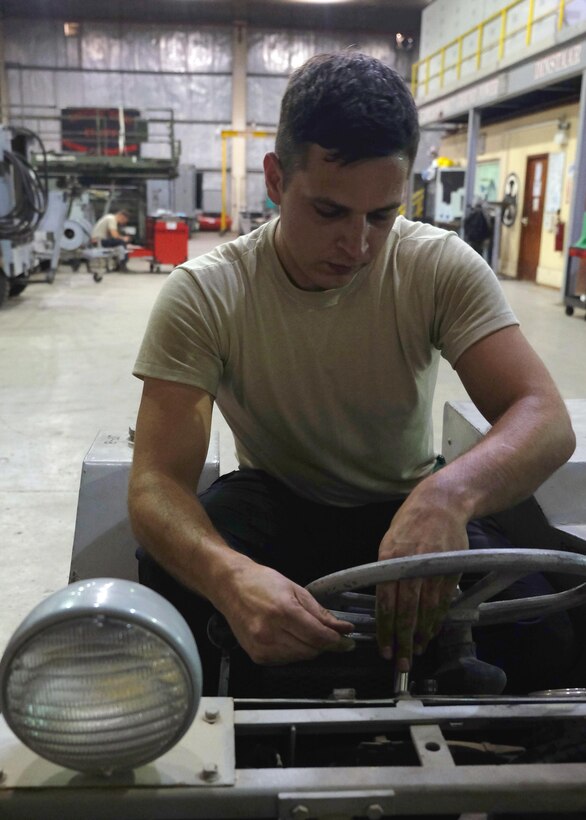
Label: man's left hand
xmin=376 ymin=492 xmax=468 ymax=671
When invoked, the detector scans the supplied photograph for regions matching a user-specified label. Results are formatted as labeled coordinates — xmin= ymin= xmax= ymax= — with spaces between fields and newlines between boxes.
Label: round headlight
xmin=0 ymin=579 xmax=202 ymax=774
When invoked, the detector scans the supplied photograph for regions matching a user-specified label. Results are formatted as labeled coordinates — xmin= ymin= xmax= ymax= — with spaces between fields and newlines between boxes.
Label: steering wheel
xmin=305 ymin=548 xmax=586 ymax=634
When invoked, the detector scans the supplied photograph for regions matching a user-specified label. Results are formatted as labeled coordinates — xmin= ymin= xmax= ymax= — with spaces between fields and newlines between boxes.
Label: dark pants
xmin=100 ymin=237 xmax=128 ymax=263
xmin=138 ymin=469 xmax=577 ymax=695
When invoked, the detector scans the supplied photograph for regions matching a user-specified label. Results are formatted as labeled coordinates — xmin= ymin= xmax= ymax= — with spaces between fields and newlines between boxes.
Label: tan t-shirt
xmin=91 ymin=213 xmax=117 ymax=241
xmin=134 ymin=216 xmax=518 ymax=505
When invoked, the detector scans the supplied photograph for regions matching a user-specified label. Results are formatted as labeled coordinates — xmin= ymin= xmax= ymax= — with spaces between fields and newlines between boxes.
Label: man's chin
xmin=309 ymin=267 xmax=359 ymax=291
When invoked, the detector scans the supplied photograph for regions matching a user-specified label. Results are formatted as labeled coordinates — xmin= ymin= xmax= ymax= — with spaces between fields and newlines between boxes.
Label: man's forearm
xmin=414 ymin=394 xmax=575 ymax=521
xmin=128 ymin=471 xmax=252 ymax=609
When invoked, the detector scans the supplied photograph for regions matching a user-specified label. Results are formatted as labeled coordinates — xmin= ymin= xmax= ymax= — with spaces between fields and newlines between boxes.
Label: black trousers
xmin=100 ymin=237 xmax=128 ymax=262
xmin=138 ymin=469 xmax=577 ymax=695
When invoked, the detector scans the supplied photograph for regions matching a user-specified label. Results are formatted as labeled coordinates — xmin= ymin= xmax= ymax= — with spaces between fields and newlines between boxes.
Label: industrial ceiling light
xmin=0 ymin=579 xmax=202 ymax=774
xmin=396 ymin=32 xmax=415 ymax=51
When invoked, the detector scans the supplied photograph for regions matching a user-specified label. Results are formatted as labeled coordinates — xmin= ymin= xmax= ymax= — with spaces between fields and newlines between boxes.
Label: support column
xmin=561 ymin=71 xmax=586 ymax=312
xmin=568 ymin=71 xmax=586 ymax=246
xmin=231 ymin=22 xmax=247 ymax=233
xmin=462 ymin=107 xmax=481 ymax=235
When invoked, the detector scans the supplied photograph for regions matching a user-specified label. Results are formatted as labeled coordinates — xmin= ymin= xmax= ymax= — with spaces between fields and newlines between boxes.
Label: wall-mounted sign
xmin=418 ymin=77 xmax=504 ymax=125
xmin=534 ymin=44 xmax=583 ymax=81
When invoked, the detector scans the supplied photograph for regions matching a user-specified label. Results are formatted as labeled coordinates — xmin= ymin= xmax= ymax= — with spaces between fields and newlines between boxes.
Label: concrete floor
xmin=1 ymin=234 xmax=585 ymax=657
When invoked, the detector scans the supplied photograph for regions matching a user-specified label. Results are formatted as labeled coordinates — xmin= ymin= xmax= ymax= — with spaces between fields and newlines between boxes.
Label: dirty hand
xmin=220 ymin=563 xmax=355 ymax=665
xmin=375 ymin=494 xmax=469 ymax=672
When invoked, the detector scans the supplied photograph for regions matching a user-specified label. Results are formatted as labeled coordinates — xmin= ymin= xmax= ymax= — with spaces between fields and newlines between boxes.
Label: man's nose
xmin=337 ymin=216 xmax=370 ymax=260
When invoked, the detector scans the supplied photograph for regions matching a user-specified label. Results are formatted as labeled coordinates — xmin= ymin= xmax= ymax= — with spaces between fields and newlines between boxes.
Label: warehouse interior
xmin=1 ymin=0 xmax=586 ymax=815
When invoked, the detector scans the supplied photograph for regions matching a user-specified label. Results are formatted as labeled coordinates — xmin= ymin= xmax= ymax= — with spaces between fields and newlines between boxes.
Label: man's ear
xmin=263 ymin=152 xmax=284 ymax=205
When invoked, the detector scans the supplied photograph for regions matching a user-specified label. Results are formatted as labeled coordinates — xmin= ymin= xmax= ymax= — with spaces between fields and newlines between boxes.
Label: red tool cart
xmin=130 ymin=216 xmax=189 ymax=272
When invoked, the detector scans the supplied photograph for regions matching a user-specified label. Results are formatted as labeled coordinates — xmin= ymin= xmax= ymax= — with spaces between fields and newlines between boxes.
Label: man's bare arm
xmin=110 ymin=228 xmax=130 ymax=242
xmin=377 ymin=325 xmax=575 ymax=668
xmin=128 ymin=377 xmax=352 ymax=664
xmin=429 ymin=324 xmax=575 ymax=518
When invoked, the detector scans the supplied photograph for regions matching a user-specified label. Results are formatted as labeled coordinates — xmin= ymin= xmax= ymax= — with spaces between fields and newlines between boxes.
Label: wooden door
xmin=517 ymin=154 xmax=548 ymax=281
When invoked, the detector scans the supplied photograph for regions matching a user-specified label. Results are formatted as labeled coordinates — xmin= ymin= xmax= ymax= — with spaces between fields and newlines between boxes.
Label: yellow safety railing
xmin=412 ymin=0 xmax=573 ymax=97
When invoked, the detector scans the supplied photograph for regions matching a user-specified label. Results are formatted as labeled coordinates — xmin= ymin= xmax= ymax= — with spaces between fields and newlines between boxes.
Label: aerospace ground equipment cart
xmin=1 ymin=402 xmax=586 ymax=818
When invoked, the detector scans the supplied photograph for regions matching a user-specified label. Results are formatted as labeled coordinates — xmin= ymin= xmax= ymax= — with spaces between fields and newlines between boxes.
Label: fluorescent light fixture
xmin=0 ymin=579 xmax=202 ymax=774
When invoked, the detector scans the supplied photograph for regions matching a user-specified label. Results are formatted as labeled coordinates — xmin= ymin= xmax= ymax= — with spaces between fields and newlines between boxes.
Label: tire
xmin=565 ymin=305 xmax=574 ymax=316
xmin=0 ymin=272 xmax=7 ymax=307
xmin=9 ymin=278 xmax=28 ymax=297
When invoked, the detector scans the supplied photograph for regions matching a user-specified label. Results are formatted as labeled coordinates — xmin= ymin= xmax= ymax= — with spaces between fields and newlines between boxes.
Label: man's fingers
xmin=324 ymin=636 xmax=357 ymax=653
xmin=394 ymin=578 xmax=422 ymax=671
xmin=376 ymin=580 xmax=397 ymax=660
xmin=413 ymin=587 xmax=436 ymax=656
xmin=428 ymin=575 xmax=461 ymax=639
xmin=289 ymin=588 xmax=355 ymax=651
xmin=297 ymin=587 xmax=354 ymax=632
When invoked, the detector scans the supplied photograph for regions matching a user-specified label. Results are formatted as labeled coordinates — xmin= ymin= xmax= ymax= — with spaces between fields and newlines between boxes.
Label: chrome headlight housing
xmin=0 ymin=579 xmax=202 ymax=774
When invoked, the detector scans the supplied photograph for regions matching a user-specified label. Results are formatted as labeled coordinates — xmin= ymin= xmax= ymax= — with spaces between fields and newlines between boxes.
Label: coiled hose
xmin=0 ymin=127 xmax=48 ymax=242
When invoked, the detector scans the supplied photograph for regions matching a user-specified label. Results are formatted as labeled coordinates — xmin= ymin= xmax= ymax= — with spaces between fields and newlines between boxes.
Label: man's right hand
xmin=218 ymin=562 xmax=355 ymax=665
xmin=130 ymin=379 xmax=354 ymax=667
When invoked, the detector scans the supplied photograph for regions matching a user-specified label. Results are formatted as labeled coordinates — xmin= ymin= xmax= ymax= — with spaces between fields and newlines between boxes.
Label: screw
xmin=366 ymin=804 xmax=384 ymax=820
xmin=204 ymin=707 xmax=220 ymax=723
xmin=290 ymin=806 xmax=310 ymax=819
xmin=201 ymin=762 xmax=218 ymax=781
xmin=421 ymin=678 xmax=438 ymax=695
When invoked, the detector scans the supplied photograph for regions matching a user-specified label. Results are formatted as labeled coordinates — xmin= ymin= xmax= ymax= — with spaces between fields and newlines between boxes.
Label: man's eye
xmin=368 ymin=212 xmax=393 ymax=223
xmin=314 ymin=206 xmax=342 ymax=219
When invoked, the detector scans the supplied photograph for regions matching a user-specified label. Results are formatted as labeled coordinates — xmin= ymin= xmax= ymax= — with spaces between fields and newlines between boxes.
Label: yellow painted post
xmin=425 ymin=56 xmax=431 ymax=94
xmin=558 ymin=0 xmax=566 ymax=30
xmin=499 ymin=8 xmax=507 ymax=59
xmin=457 ymin=36 xmax=463 ymax=80
xmin=476 ymin=23 xmax=484 ymax=70
xmin=219 ymin=129 xmax=275 ymax=232
xmin=220 ymin=133 xmax=228 ymax=233
xmin=526 ymin=0 xmax=536 ymax=45
xmin=440 ymin=47 xmax=446 ymax=87
xmin=411 ymin=61 xmax=418 ymax=94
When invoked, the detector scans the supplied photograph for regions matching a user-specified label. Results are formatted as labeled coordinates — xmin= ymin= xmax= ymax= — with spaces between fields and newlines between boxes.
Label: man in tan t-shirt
xmin=91 ymin=209 xmax=131 ymax=271
xmin=129 ymin=52 xmax=576 ymax=696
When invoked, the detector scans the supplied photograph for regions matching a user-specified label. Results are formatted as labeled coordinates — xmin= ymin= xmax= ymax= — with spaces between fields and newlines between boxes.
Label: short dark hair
xmin=275 ymin=51 xmax=420 ymax=183
xmin=116 ymin=209 xmax=131 ymax=218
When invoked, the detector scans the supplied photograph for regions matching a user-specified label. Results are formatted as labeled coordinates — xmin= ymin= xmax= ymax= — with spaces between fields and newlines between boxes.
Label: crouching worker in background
xmin=91 ymin=208 xmax=131 ymax=272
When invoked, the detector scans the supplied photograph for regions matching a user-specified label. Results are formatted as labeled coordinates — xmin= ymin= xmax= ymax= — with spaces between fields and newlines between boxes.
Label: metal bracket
xmin=278 ymin=789 xmax=396 ymax=820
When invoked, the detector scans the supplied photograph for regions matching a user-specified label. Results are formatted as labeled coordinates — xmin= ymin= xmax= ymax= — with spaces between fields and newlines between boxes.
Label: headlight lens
xmin=0 ymin=580 xmax=202 ymax=773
